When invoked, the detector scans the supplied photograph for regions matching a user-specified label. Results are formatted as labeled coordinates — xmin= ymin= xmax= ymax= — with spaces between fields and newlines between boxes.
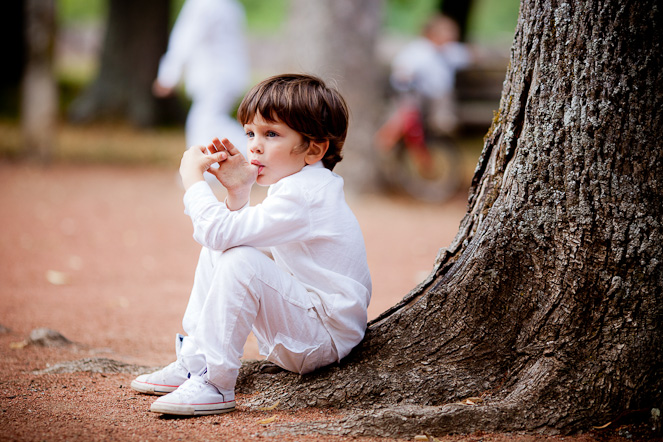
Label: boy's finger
xmin=218 ymin=138 xmax=239 ymax=156
xmin=212 ymin=151 xmax=227 ymax=162
xmin=210 ymin=137 xmax=227 ymax=153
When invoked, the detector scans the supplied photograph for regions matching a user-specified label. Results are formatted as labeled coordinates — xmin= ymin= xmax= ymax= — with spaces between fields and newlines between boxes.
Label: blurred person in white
xmin=389 ymin=14 xmax=471 ymax=135
xmin=153 ymin=0 xmax=249 ymax=154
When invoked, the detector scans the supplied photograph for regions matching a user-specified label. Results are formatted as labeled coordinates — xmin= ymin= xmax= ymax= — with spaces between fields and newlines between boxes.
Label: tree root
xmin=33 ymin=357 xmax=155 ymax=376
xmin=245 ymin=402 xmax=557 ymax=439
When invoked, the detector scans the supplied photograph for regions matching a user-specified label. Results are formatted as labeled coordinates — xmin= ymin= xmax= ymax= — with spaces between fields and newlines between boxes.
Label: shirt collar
xmin=305 ymin=161 xmax=324 ymax=170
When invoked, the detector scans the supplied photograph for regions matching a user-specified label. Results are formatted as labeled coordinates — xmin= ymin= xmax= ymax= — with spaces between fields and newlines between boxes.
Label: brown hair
xmin=237 ymin=74 xmax=349 ymax=170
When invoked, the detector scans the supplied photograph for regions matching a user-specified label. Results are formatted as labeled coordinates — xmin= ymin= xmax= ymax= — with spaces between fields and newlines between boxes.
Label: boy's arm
xmin=184 ymin=183 xmax=310 ymax=252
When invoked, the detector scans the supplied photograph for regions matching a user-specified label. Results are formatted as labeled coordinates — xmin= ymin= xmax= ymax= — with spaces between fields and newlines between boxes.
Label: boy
xmin=131 ymin=74 xmax=372 ymax=416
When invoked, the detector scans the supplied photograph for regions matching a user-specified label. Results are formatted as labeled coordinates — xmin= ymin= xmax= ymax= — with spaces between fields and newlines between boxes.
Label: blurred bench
xmin=454 ymin=63 xmax=506 ymax=132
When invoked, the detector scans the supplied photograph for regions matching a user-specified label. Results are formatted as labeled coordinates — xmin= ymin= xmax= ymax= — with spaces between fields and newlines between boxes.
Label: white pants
xmin=179 ymin=246 xmax=337 ymax=391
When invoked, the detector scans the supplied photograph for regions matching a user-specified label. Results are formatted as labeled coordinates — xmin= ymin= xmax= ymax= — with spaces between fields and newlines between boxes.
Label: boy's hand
xmin=206 ymin=138 xmax=259 ymax=210
xmin=179 ymin=144 xmax=227 ymax=190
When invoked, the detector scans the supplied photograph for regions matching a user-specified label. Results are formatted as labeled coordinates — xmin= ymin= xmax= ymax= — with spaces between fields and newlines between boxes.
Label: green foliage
xmin=383 ymin=0 xmax=519 ymax=43
xmin=57 ymin=0 xmax=519 ymax=41
xmin=238 ymin=0 xmax=288 ymax=33
xmin=384 ymin=0 xmax=440 ymax=35
xmin=57 ymin=0 xmax=106 ymax=25
xmin=467 ymin=0 xmax=520 ymax=45
xmin=61 ymin=0 xmax=287 ymax=33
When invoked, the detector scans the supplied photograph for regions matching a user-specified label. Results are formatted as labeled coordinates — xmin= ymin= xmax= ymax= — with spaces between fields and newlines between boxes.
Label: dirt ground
xmin=0 ymin=163 xmax=644 ymax=441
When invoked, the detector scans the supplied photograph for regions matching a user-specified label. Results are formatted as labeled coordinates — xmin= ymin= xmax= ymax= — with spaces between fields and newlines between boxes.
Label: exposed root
xmin=33 ymin=357 xmax=155 ymax=376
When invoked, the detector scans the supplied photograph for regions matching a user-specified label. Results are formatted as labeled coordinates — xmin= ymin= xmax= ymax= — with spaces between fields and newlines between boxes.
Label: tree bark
xmin=21 ymin=0 xmax=57 ymax=163
xmin=236 ymin=0 xmax=663 ymax=437
xmin=68 ymin=0 xmax=182 ymax=127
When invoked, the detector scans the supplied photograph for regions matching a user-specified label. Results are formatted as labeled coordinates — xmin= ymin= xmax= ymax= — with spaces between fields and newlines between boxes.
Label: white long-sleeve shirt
xmin=183 ymin=162 xmax=372 ymax=360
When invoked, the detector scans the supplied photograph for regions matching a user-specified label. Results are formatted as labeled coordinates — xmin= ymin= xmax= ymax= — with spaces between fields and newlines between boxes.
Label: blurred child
xmin=131 ymin=74 xmax=372 ymax=416
xmin=389 ymin=14 xmax=471 ymax=135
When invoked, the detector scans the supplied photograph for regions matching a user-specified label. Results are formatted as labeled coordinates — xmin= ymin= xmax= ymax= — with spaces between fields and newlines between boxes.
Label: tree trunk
xmin=286 ymin=0 xmax=383 ymax=192
xmin=236 ymin=0 xmax=663 ymax=437
xmin=68 ymin=0 xmax=182 ymax=127
xmin=1 ymin=1 xmax=26 ymax=115
xmin=21 ymin=0 xmax=57 ymax=163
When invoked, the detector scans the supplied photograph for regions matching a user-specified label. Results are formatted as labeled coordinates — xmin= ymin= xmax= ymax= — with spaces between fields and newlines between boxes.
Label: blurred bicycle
xmin=375 ymin=13 xmax=471 ymax=203
xmin=374 ymin=91 xmax=462 ymax=203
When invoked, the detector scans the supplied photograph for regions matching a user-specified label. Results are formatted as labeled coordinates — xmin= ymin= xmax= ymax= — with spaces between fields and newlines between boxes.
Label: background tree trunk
xmin=286 ymin=0 xmax=383 ymax=192
xmin=1 ymin=2 xmax=26 ymax=116
xmin=21 ymin=0 xmax=57 ymax=163
xmin=68 ymin=0 xmax=182 ymax=127
xmin=236 ymin=0 xmax=663 ymax=437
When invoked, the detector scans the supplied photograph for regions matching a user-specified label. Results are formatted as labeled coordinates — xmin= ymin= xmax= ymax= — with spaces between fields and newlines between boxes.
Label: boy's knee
xmin=216 ymin=246 xmax=267 ymax=271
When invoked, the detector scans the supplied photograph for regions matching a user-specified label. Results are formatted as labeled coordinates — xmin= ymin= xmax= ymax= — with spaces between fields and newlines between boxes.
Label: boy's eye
xmin=266 ymin=131 xmax=277 ymax=137
xmin=245 ymin=131 xmax=254 ymax=138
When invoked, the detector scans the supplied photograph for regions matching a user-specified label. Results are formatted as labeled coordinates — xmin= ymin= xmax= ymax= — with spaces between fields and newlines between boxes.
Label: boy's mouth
xmin=250 ymin=160 xmax=265 ymax=174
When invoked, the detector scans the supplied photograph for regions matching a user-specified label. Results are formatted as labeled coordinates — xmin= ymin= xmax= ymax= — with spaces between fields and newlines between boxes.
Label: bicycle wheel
xmin=389 ymin=136 xmax=462 ymax=203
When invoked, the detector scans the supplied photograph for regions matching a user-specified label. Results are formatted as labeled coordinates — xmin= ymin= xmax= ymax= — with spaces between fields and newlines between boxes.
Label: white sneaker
xmin=150 ymin=375 xmax=236 ymax=416
xmin=131 ymin=360 xmax=189 ymax=396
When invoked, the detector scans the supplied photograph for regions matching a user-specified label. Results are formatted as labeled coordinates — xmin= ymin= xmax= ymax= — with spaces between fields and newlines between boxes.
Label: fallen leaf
xmin=414 ymin=435 xmax=439 ymax=442
xmin=458 ymin=396 xmax=483 ymax=405
xmin=46 ymin=270 xmax=69 ymax=286
xmin=257 ymin=400 xmax=280 ymax=411
xmin=257 ymin=415 xmax=277 ymax=425
xmin=10 ymin=340 xmax=28 ymax=349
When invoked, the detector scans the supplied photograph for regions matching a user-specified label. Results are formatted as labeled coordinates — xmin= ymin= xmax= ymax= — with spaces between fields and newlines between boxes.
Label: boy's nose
xmin=250 ymin=141 xmax=263 ymax=154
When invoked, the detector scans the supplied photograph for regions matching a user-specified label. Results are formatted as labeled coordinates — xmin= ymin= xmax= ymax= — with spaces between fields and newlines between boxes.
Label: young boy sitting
xmin=131 ymin=73 xmax=372 ymax=416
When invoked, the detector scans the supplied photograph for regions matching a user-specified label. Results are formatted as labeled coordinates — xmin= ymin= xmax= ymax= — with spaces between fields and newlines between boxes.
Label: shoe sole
xmin=130 ymin=379 xmax=180 ymax=396
xmin=150 ymin=400 xmax=236 ymax=416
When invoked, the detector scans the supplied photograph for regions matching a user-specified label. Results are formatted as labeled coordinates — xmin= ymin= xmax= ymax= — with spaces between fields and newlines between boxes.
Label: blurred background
xmin=0 ymin=0 xmax=519 ymax=197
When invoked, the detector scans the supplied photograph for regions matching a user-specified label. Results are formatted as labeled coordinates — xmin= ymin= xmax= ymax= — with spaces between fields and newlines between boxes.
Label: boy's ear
xmin=305 ymin=140 xmax=329 ymax=165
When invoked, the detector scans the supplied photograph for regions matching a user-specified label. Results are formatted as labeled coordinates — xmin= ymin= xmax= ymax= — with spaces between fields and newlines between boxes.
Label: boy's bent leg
xmin=178 ymin=247 xmax=221 ymax=376
xmin=182 ymin=247 xmax=217 ymax=339
xmin=193 ymin=246 xmax=336 ymax=392
xmin=252 ymin=285 xmax=337 ymax=376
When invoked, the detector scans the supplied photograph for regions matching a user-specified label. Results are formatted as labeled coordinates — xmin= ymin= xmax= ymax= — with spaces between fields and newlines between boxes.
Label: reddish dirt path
xmin=0 ymin=164 xmax=630 ymax=441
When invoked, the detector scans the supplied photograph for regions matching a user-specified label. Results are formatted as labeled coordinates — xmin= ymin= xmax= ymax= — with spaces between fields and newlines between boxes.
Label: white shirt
xmin=391 ymin=38 xmax=470 ymax=98
xmin=157 ymin=0 xmax=249 ymax=99
xmin=183 ymin=162 xmax=372 ymax=360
